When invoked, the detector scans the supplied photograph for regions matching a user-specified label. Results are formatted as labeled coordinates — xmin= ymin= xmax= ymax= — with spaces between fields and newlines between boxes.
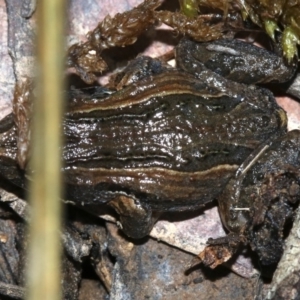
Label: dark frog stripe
xmin=67 ymin=71 xmax=232 ymax=115
xmin=64 ymin=164 xmax=238 ymax=211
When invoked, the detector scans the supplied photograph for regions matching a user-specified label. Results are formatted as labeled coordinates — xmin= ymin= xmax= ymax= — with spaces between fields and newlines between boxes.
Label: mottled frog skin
xmin=0 ymin=39 xmax=298 ymax=264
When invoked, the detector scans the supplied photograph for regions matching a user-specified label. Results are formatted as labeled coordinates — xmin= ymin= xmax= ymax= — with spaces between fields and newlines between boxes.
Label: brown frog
xmin=0 ymin=37 xmax=298 ymax=266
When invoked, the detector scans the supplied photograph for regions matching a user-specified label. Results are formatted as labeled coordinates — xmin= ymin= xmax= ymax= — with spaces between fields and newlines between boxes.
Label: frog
xmin=0 ymin=36 xmax=299 ymax=267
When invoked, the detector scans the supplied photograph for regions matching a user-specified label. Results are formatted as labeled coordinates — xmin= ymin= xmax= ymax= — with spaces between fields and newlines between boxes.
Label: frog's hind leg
xmin=108 ymin=194 xmax=156 ymax=239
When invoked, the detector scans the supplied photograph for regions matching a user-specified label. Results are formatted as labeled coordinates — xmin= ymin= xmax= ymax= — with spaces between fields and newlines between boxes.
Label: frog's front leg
xmin=108 ymin=194 xmax=155 ymax=239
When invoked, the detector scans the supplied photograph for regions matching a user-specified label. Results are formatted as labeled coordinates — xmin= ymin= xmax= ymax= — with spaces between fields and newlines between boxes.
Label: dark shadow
xmin=159 ymin=200 xmax=218 ymax=223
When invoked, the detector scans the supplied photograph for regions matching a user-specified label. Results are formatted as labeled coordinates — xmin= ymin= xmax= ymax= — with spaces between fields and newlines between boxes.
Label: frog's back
xmin=64 ymin=71 xmax=287 ymax=210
